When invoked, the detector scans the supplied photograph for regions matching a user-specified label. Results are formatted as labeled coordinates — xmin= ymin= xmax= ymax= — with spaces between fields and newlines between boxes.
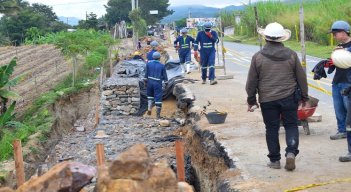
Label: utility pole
xmin=254 ymin=6 xmax=262 ymax=50
xmin=131 ymin=0 xmax=138 ymax=49
xmin=299 ymin=0 xmax=306 ymax=72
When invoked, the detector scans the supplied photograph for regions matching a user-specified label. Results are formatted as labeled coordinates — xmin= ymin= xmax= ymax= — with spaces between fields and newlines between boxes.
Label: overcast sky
xmin=26 ymin=0 xmax=259 ymax=19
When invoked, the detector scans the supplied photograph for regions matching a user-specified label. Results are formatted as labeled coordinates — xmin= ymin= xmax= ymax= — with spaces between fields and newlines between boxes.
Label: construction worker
xmin=147 ymin=41 xmax=159 ymax=61
xmin=131 ymin=51 xmax=144 ymax=61
xmin=174 ymin=28 xmax=195 ymax=74
xmin=246 ymin=22 xmax=308 ymax=171
xmin=327 ymin=20 xmax=351 ymax=162
xmin=144 ymin=52 xmax=168 ymax=119
xmin=194 ymin=22 xmax=218 ymax=85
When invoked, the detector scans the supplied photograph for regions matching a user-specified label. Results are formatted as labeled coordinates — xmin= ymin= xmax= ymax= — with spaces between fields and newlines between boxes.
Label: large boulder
xmin=17 ymin=162 xmax=96 ymax=192
xmin=108 ymin=144 xmax=151 ymax=180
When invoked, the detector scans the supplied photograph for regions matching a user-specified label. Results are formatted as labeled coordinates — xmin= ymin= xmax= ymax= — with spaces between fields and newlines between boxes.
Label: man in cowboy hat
xmin=246 ymin=22 xmax=309 ymax=171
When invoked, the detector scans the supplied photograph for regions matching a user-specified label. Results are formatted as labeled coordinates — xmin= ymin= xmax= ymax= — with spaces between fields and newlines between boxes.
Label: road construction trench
xmin=2 ymin=87 xmax=231 ymax=191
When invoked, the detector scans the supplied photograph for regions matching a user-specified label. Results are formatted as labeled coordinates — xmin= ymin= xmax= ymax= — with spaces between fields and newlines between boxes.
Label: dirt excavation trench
xmin=0 ymin=80 xmax=236 ymax=191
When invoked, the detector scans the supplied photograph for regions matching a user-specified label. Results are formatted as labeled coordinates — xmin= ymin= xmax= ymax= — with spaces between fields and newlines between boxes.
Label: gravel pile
xmin=51 ymin=111 xmax=181 ymax=168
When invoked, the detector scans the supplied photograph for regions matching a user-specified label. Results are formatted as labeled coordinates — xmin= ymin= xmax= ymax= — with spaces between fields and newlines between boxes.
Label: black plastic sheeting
xmin=118 ymin=59 xmax=186 ymax=116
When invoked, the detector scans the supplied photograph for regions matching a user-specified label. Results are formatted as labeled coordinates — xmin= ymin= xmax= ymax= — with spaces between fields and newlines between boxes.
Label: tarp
xmin=116 ymin=59 xmax=185 ymax=115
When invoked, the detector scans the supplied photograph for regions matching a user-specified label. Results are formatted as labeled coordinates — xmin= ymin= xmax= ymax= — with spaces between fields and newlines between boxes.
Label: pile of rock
xmin=97 ymin=144 xmax=193 ymax=192
xmin=0 ymin=144 xmax=193 ymax=192
xmin=101 ymin=77 xmax=140 ymax=116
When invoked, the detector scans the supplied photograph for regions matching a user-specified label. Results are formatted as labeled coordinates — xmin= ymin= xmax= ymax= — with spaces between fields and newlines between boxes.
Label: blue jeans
xmin=260 ymin=94 xmax=299 ymax=162
xmin=332 ymin=83 xmax=350 ymax=133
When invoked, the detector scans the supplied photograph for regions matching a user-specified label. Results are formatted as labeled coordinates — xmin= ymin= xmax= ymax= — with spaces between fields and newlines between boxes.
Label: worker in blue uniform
xmin=194 ymin=22 xmax=219 ymax=85
xmin=146 ymin=41 xmax=159 ymax=61
xmin=174 ymin=28 xmax=195 ymax=73
xmin=144 ymin=52 xmax=168 ymax=119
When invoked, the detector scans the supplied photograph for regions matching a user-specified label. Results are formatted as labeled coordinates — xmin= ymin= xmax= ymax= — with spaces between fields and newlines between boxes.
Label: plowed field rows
xmin=0 ymin=45 xmax=71 ymax=113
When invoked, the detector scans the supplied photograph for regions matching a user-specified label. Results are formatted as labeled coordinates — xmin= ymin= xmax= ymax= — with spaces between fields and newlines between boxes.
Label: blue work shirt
xmin=194 ymin=30 xmax=219 ymax=52
xmin=174 ymin=35 xmax=195 ymax=55
xmin=145 ymin=60 xmax=168 ymax=82
xmin=147 ymin=49 xmax=158 ymax=61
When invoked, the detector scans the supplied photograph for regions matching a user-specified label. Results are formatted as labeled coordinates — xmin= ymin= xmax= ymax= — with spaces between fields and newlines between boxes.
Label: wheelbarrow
xmin=297 ymin=106 xmax=317 ymax=135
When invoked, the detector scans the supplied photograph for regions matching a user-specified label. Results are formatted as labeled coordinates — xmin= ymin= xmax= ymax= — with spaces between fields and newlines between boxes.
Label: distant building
xmin=67 ymin=29 xmax=77 ymax=32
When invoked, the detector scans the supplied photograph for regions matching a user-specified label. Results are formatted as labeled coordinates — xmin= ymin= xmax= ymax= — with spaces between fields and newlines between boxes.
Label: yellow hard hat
xmin=133 ymin=51 xmax=141 ymax=56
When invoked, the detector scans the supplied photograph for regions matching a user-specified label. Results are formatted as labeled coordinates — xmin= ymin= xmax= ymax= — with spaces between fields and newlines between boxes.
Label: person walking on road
xmin=246 ymin=22 xmax=309 ymax=171
xmin=147 ymin=41 xmax=159 ymax=62
xmin=194 ymin=22 xmax=218 ymax=85
xmin=174 ymin=28 xmax=195 ymax=74
xmin=144 ymin=52 xmax=168 ymax=119
xmin=327 ymin=21 xmax=351 ymax=140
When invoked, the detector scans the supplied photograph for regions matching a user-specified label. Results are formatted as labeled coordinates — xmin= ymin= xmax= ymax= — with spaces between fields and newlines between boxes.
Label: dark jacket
xmin=174 ymin=35 xmax=195 ymax=55
xmin=333 ymin=41 xmax=351 ymax=84
xmin=246 ymin=41 xmax=308 ymax=104
xmin=145 ymin=60 xmax=168 ymax=82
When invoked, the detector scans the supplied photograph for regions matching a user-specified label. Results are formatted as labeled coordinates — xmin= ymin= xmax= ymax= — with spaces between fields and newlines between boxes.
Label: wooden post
xmin=219 ymin=17 xmax=226 ymax=75
xmin=299 ymin=0 xmax=307 ymax=72
xmin=175 ymin=139 xmax=185 ymax=182
xmin=96 ymin=143 xmax=105 ymax=166
xmin=295 ymin=24 xmax=299 ymax=42
xmin=95 ymin=103 xmax=100 ymax=128
xmin=13 ymin=139 xmax=25 ymax=186
xmin=254 ymin=6 xmax=262 ymax=50
xmin=109 ymin=48 xmax=113 ymax=77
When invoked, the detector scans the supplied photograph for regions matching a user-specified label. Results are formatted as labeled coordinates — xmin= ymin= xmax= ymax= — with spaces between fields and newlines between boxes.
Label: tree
xmin=105 ymin=0 xmax=173 ymax=26
xmin=139 ymin=0 xmax=173 ymax=25
xmin=0 ymin=58 xmax=21 ymax=114
xmin=129 ymin=8 xmax=147 ymax=36
xmin=0 ymin=2 xmax=68 ymax=45
xmin=31 ymin=3 xmax=58 ymax=21
xmin=0 ymin=0 xmax=19 ymax=15
xmin=77 ymin=12 xmax=99 ymax=30
xmin=105 ymin=0 xmax=131 ymax=27
xmin=175 ymin=18 xmax=186 ymax=28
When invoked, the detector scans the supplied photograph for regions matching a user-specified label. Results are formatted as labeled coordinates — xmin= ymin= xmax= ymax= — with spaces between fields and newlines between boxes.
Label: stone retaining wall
xmin=101 ymin=77 xmax=140 ymax=116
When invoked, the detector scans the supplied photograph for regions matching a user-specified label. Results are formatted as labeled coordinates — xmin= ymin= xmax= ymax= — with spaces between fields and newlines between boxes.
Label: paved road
xmin=175 ymin=40 xmax=351 ymax=192
xmin=218 ymin=41 xmax=333 ymax=106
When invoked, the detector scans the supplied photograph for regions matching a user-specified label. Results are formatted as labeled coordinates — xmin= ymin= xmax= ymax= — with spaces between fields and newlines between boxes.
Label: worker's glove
xmin=299 ymin=97 xmax=309 ymax=108
xmin=194 ymin=51 xmax=198 ymax=58
xmin=324 ymin=58 xmax=334 ymax=68
xmin=205 ymin=31 xmax=213 ymax=38
xmin=143 ymin=79 xmax=147 ymax=87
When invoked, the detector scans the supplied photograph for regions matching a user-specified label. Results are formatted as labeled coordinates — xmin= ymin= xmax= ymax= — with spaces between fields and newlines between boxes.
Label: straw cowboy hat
xmin=258 ymin=22 xmax=291 ymax=42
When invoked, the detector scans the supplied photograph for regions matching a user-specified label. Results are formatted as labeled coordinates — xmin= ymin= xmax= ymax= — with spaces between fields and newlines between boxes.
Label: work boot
xmin=330 ymin=132 xmax=347 ymax=140
xmin=210 ymin=80 xmax=218 ymax=85
xmin=181 ymin=64 xmax=185 ymax=73
xmin=186 ymin=63 xmax=191 ymax=74
xmin=267 ymin=161 xmax=281 ymax=169
xmin=156 ymin=107 xmax=161 ymax=119
xmin=339 ymin=153 xmax=351 ymax=162
xmin=285 ymin=153 xmax=296 ymax=171
xmin=147 ymin=100 xmax=153 ymax=115
xmin=202 ymin=80 xmax=206 ymax=84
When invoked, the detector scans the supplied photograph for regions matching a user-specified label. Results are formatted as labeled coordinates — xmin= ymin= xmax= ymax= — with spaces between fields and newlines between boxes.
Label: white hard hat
xmin=257 ymin=22 xmax=291 ymax=42
xmin=331 ymin=49 xmax=351 ymax=69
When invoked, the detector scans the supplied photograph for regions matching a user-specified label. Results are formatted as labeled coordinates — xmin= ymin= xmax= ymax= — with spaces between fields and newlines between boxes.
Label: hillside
xmin=58 ymin=16 xmax=80 ymax=26
xmin=162 ymin=4 xmax=244 ymax=23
